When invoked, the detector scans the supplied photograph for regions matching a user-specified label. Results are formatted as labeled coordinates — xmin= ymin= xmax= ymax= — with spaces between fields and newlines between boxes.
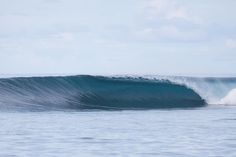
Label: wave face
xmin=0 ymin=75 xmax=206 ymax=111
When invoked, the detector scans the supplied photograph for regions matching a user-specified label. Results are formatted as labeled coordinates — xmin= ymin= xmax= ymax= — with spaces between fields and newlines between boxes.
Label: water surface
xmin=0 ymin=106 xmax=236 ymax=157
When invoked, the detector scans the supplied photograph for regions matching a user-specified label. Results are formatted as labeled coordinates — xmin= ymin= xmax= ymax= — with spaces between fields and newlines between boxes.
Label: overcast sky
xmin=0 ymin=0 xmax=236 ymax=76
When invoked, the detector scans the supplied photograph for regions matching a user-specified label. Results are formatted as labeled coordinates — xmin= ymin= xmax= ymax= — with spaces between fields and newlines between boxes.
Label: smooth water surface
xmin=0 ymin=106 xmax=236 ymax=157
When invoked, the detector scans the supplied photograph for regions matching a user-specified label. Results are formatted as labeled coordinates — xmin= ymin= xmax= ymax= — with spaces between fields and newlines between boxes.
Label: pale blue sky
xmin=0 ymin=0 xmax=236 ymax=76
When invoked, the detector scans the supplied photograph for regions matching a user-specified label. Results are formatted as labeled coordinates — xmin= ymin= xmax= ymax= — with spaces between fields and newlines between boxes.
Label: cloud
xmin=166 ymin=7 xmax=187 ymax=20
xmin=0 ymin=0 xmax=236 ymax=75
xmin=135 ymin=25 xmax=206 ymax=42
xmin=52 ymin=32 xmax=75 ymax=41
xmin=146 ymin=0 xmax=187 ymax=20
xmin=225 ymin=39 xmax=236 ymax=48
xmin=145 ymin=0 xmax=202 ymax=25
xmin=146 ymin=0 xmax=168 ymax=14
xmin=42 ymin=0 xmax=61 ymax=3
xmin=137 ymin=0 xmax=207 ymax=43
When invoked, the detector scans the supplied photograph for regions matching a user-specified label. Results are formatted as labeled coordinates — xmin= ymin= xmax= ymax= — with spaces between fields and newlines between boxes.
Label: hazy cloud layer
xmin=0 ymin=0 xmax=236 ymax=76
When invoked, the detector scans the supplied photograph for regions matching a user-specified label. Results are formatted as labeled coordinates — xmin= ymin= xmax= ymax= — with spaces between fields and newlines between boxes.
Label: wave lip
xmin=0 ymin=75 xmax=206 ymax=111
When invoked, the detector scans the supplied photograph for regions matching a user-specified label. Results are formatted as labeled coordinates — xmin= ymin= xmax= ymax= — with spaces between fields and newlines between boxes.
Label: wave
xmin=0 ymin=75 xmax=207 ymax=111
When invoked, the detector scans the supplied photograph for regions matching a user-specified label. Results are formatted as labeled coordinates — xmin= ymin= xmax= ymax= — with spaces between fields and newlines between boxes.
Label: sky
xmin=0 ymin=0 xmax=236 ymax=76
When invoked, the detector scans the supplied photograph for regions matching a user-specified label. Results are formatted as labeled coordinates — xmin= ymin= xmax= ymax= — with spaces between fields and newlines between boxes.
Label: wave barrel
xmin=0 ymin=76 xmax=206 ymax=111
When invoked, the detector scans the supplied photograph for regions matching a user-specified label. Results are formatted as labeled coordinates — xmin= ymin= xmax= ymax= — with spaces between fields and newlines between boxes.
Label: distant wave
xmin=0 ymin=75 xmax=207 ymax=111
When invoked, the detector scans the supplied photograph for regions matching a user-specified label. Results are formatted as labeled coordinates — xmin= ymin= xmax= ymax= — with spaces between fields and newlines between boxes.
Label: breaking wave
xmin=0 ymin=75 xmax=209 ymax=111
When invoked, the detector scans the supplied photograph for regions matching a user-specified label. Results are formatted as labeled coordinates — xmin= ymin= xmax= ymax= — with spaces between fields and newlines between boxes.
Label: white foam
xmin=219 ymin=89 xmax=236 ymax=105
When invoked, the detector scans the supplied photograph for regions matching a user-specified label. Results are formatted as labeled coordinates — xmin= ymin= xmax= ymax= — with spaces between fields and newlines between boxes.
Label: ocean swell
xmin=0 ymin=75 xmax=205 ymax=111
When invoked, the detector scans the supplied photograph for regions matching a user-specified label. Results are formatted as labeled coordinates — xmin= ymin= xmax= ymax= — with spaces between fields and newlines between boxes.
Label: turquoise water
xmin=0 ymin=106 xmax=236 ymax=157
xmin=0 ymin=76 xmax=206 ymax=111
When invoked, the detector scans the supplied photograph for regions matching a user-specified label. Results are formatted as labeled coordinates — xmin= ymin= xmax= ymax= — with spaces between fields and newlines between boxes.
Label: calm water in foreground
xmin=0 ymin=106 xmax=236 ymax=157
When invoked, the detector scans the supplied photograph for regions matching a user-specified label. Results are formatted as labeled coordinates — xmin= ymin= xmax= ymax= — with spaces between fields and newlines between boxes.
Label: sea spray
xmin=219 ymin=88 xmax=236 ymax=105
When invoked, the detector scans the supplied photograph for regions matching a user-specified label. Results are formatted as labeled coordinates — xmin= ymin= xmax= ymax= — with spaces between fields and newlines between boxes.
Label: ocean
xmin=0 ymin=75 xmax=236 ymax=156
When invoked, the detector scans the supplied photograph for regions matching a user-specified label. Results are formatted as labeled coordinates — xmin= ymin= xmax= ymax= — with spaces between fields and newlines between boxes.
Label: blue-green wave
xmin=0 ymin=75 xmax=207 ymax=111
